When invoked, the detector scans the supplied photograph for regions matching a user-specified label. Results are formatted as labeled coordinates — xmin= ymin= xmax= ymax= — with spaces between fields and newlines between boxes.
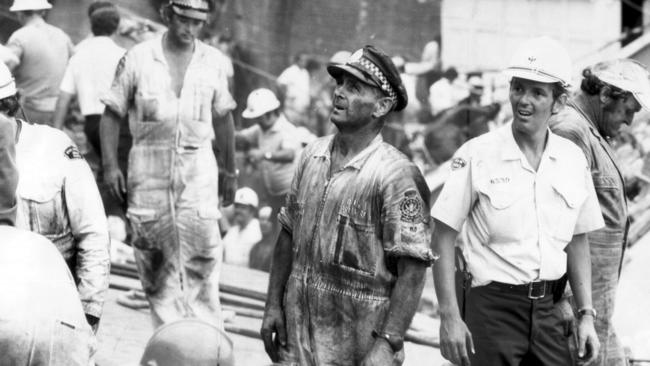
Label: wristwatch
xmin=264 ymin=152 xmax=272 ymax=160
xmin=577 ymin=307 xmax=597 ymax=319
xmin=371 ymin=329 xmax=404 ymax=352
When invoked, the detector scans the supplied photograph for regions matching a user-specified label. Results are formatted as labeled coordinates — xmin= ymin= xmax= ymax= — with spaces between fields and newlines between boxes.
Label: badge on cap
xmin=451 ymin=157 xmax=467 ymax=170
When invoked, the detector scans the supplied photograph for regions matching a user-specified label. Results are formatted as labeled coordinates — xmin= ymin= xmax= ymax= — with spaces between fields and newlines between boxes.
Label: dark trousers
xmin=466 ymin=283 xmax=572 ymax=366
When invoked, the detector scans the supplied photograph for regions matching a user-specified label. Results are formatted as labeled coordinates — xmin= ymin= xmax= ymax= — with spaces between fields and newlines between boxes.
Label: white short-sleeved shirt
xmin=431 ymin=122 xmax=604 ymax=286
xmin=60 ymin=36 xmax=125 ymax=116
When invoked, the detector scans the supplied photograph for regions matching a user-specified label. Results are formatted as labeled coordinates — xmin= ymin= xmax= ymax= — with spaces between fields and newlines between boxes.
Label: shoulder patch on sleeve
xmin=64 ymin=145 xmax=83 ymax=160
xmin=400 ymin=189 xmax=424 ymax=223
xmin=451 ymin=157 xmax=467 ymax=170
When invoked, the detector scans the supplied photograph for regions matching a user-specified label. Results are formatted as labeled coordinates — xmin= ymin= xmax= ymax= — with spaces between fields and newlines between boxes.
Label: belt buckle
xmin=527 ymin=281 xmax=546 ymax=299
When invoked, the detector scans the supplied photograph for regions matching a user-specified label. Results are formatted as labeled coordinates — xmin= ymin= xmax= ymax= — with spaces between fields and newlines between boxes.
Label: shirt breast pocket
xmin=332 ymin=214 xmax=377 ymax=277
xmin=477 ymin=185 xmax=524 ymax=244
xmin=18 ymin=184 xmax=67 ymax=237
xmin=549 ymin=182 xmax=585 ymax=243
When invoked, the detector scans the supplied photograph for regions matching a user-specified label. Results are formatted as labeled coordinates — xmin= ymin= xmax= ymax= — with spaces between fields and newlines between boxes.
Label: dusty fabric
xmin=102 ymin=35 xmax=235 ymax=328
xmin=549 ymin=101 xmax=628 ymax=366
xmin=276 ymin=134 xmax=434 ymax=365
xmin=15 ymin=121 xmax=110 ymax=319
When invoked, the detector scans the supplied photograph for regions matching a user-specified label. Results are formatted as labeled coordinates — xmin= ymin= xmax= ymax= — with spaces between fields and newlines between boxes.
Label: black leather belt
xmin=486 ymin=279 xmax=559 ymax=300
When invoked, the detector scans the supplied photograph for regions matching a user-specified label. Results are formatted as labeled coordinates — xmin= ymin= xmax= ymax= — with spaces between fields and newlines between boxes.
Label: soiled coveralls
xmin=550 ymin=100 xmax=629 ymax=366
xmin=431 ymin=122 xmax=604 ymax=366
xmin=15 ymin=121 xmax=110 ymax=320
xmin=0 ymin=225 xmax=94 ymax=366
xmin=277 ymin=134 xmax=435 ymax=365
xmin=102 ymin=36 xmax=236 ymax=328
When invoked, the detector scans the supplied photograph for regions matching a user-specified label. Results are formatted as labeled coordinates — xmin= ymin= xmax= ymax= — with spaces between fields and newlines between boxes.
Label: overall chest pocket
xmin=332 ymin=214 xmax=377 ymax=277
xmin=18 ymin=184 xmax=67 ymax=237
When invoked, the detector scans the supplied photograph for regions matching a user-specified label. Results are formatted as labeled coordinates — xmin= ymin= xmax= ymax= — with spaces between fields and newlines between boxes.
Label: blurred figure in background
xmin=223 ymin=187 xmax=262 ymax=267
xmin=4 ymin=0 xmax=73 ymax=125
xmin=277 ymin=52 xmax=311 ymax=127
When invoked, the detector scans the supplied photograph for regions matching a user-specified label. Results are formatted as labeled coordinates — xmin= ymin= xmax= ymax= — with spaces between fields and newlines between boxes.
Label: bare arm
xmin=433 ymin=220 xmax=473 ymax=366
xmin=566 ymin=233 xmax=599 ymax=363
xmin=265 ymin=149 xmax=295 ymax=163
xmin=260 ymin=228 xmax=293 ymax=362
xmin=52 ymin=92 xmax=73 ymax=130
xmin=99 ymin=107 xmax=125 ymax=200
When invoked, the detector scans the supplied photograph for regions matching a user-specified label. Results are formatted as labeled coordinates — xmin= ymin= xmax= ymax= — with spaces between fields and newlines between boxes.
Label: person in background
xmin=277 ymin=52 xmax=311 ymax=127
xmin=549 ymin=59 xmax=650 ymax=366
xmin=261 ymin=45 xmax=434 ymax=366
xmin=429 ymin=67 xmax=464 ymax=116
xmin=236 ymin=88 xmax=300 ymax=238
xmin=0 ymin=61 xmax=110 ymax=333
xmin=52 ymin=1 xmax=126 ymax=157
xmin=0 ymin=102 xmax=93 ymax=366
xmin=431 ymin=36 xmax=601 ymax=366
xmin=100 ymin=0 xmax=237 ymax=329
xmin=223 ymin=187 xmax=262 ymax=267
xmin=4 ymin=0 xmax=73 ymax=125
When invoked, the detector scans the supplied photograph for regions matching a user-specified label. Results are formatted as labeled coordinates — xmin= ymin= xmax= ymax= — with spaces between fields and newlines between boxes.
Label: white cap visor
xmin=0 ymin=79 xmax=16 ymax=100
xmin=10 ymin=2 xmax=52 ymax=11
xmin=503 ymin=67 xmax=568 ymax=86
xmin=241 ymin=99 xmax=280 ymax=119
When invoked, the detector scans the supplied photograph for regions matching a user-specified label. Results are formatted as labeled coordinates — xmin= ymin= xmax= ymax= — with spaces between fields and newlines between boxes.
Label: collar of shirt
xmin=23 ymin=16 xmax=46 ymax=28
xmin=312 ymin=133 xmax=384 ymax=170
xmin=151 ymin=35 xmax=205 ymax=67
xmin=499 ymin=121 xmax=560 ymax=163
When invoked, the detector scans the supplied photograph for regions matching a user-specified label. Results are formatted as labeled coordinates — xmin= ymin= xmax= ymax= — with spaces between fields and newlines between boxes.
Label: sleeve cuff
xmin=385 ymin=244 xmax=437 ymax=266
xmin=277 ymin=208 xmax=293 ymax=235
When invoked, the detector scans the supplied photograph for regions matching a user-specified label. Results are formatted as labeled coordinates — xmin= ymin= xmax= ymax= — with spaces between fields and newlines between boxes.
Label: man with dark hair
xmin=53 ymin=1 xmax=125 ymax=161
xmin=100 ymin=0 xmax=237 ymax=328
xmin=550 ymin=59 xmax=650 ymax=366
xmin=261 ymin=45 xmax=435 ymax=365
xmin=5 ymin=0 xmax=73 ymax=125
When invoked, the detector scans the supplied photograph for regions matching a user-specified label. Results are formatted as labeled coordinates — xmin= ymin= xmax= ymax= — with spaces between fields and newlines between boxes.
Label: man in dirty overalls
xmin=100 ymin=0 xmax=237 ymax=328
xmin=261 ymin=45 xmax=435 ymax=366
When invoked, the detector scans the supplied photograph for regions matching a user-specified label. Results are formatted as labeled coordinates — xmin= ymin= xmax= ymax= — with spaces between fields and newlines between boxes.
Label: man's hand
xmin=576 ymin=316 xmax=599 ymax=365
xmin=221 ymin=176 xmax=236 ymax=207
xmin=360 ymin=339 xmax=395 ymax=366
xmin=104 ymin=166 xmax=126 ymax=202
xmin=247 ymin=148 xmax=264 ymax=164
xmin=260 ymin=305 xmax=287 ymax=362
xmin=440 ymin=315 xmax=474 ymax=366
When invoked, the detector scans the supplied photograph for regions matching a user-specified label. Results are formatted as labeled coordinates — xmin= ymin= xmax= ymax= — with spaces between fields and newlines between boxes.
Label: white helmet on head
xmin=234 ymin=187 xmax=259 ymax=208
xmin=9 ymin=0 xmax=52 ymax=12
xmin=242 ymin=88 xmax=280 ymax=119
xmin=590 ymin=59 xmax=650 ymax=111
xmin=0 ymin=62 xmax=16 ymax=100
xmin=504 ymin=36 xmax=572 ymax=87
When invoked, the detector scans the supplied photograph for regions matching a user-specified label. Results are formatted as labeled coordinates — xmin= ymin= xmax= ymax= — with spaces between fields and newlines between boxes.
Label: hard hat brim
xmin=503 ymin=68 xmax=569 ymax=87
xmin=170 ymin=4 xmax=208 ymax=21
xmin=632 ymin=91 xmax=650 ymax=111
xmin=10 ymin=2 xmax=52 ymax=11
xmin=0 ymin=80 xmax=16 ymax=100
xmin=241 ymin=100 xmax=280 ymax=119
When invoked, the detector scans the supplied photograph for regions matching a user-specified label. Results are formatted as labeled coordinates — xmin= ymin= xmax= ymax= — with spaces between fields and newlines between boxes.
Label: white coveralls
xmin=102 ymin=36 xmax=236 ymax=327
xmin=15 ymin=121 xmax=110 ymax=320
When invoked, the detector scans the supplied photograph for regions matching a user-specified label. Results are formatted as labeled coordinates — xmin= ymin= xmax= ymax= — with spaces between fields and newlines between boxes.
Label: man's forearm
xmin=52 ymin=92 xmax=73 ymax=130
xmin=265 ymin=228 xmax=293 ymax=309
xmin=432 ymin=221 xmax=462 ymax=319
xmin=99 ymin=108 xmax=122 ymax=169
xmin=381 ymin=258 xmax=428 ymax=336
xmin=566 ymin=233 xmax=593 ymax=309
xmin=267 ymin=149 xmax=295 ymax=163
xmin=214 ymin=112 xmax=236 ymax=173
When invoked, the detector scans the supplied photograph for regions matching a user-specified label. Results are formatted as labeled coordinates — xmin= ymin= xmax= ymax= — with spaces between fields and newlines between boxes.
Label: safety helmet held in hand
xmin=242 ymin=88 xmax=280 ymax=119
xmin=140 ymin=319 xmax=234 ymax=366
xmin=9 ymin=0 xmax=52 ymax=12
xmin=504 ymin=36 xmax=572 ymax=87
xmin=0 ymin=63 xmax=16 ymax=100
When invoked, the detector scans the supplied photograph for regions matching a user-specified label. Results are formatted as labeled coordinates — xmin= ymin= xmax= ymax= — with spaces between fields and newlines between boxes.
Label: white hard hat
xmin=242 ymin=88 xmax=280 ymax=119
xmin=504 ymin=36 xmax=572 ymax=87
xmin=10 ymin=0 xmax=52 ymax=12
xmin=0 ymin=63 xmax=16 ymax=100
xmin=234 ymin=187 xmax=259 ymax=208
xmin=591 ymin=59 xmax=650 ymax=111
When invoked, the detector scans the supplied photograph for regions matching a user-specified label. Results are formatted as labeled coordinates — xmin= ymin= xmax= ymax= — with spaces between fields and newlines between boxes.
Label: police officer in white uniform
xmin=431 ymin=37 xmax=603 ymax=366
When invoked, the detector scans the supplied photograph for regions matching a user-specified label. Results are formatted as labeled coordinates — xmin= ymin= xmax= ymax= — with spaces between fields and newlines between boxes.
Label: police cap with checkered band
xmin=327 ymin=45 xmax=408 ymax=111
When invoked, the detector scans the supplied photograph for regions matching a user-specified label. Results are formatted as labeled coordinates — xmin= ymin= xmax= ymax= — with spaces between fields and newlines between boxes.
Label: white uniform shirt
xmin=223 ymin=219 xmax=262 ymax=267
xmin=431 ymin=122 xmax=604 ymax=286
xmin=59 ymin=36 xmax=125 ymax=116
